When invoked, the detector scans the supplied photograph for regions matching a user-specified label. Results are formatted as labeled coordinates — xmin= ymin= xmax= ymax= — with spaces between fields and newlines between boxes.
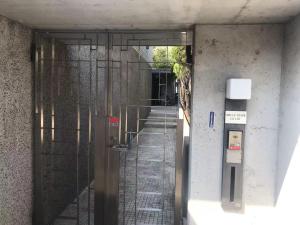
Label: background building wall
xmin=188 ymin=24 xmax=283 ymax=225
xmin=120 ymin=46 xmax=152 ymax=137
xmin=0 ymin=16 xmax=32 ymax=225
xmin=133 ymin=46 xmax=154 ymax=63
xmin=275 ymin=14 xmax=300 ymax=224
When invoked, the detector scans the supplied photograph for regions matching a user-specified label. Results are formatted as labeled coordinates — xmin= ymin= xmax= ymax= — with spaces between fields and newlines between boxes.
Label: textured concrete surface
xmin=188 ymin=25 xmax=283 ymax=225
xmin=275 ymin=14 xmax=300 ymax=224
xmin=1 ymin=0 xmax=300 ymax=29
xmin=119 ymin=106 xmax=177 ymax=225
xmin=0 ymin=16 xmax=32 ymax=225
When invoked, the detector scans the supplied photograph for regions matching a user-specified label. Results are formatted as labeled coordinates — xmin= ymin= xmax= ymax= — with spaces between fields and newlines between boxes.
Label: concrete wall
xmin=0 ymin=16 xmax=32 ymax=225
xmin=119 ymin=46 xmax=152 ymax=137
xmin=107 ymin=45 xmax=152 ymax=140
xmin=133 ymin=46 xmax=154 ymax=63
xmin=188 ymin=24 xmax=283 ymax=225
xmin=275 ymin=14 xmax=300 ymax=224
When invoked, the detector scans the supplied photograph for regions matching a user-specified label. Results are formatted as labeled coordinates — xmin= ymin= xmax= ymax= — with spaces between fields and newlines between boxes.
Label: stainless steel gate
xmin=34 ymin=31 xmax=192 ymax=225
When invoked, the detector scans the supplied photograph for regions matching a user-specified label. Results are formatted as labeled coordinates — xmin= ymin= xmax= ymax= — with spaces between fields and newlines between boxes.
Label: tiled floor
xmin=52 ymin=106 xmax=177 ymax=225
xmin=118 ymin=107 xmax=177 ymax=225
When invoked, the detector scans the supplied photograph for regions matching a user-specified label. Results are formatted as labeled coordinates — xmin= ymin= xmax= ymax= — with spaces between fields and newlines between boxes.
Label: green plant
xmin=152 ymin=47 xmax=171 ymax=69
xmin=152 ymin=46 xmax=189 ymax=79
xmin=152 ymin=46 xmax=192 ymax=120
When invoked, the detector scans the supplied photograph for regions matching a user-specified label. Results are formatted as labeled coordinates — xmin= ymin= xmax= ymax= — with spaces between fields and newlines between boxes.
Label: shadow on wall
xmin=275 ymin=15 xmax=300 ymax=206
xmin=275 ymin=122 xmax=300 ymax=204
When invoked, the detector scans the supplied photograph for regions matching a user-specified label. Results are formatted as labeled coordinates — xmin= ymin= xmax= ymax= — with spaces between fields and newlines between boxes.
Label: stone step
xmin=149 ymin=111 xmax=177 ymax=118
xmin=146 ymin=116 xmax=177 ymax=123
xmin=144 ymin=121 xmax=177 ymax=128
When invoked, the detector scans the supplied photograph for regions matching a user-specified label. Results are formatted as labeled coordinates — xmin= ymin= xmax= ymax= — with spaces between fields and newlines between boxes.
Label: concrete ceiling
xmin=1 ymin=0 xmax=300 ymax=29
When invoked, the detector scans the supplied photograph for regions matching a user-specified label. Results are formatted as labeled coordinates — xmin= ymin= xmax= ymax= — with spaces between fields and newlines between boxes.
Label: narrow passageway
xmin=119 ymin=106 xmax=177 ymax=225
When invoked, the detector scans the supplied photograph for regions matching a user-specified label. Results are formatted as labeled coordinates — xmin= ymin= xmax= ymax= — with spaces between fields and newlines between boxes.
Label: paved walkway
xmin=52 ymin=106 xmax=177 ymax=225
xmin=119 ymin=106 xmax=177 ymax=225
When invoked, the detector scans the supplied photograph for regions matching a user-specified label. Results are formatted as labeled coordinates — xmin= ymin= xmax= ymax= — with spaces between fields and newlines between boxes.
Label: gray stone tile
xmin=119 ymin=107 xmax=177 ymax=225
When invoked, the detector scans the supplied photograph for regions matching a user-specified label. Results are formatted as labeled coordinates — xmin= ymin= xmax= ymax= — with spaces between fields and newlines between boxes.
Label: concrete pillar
xmin=0 ymin=16 xmax=32 ymax=225
xmin=188 ymin=24 xmax=283 ymax=225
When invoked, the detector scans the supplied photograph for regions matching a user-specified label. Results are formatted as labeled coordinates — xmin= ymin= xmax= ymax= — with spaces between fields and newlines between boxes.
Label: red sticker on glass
xmin=109 ymin=116 xmax=119 ymax=127
xmin=229 ymin=145 xmax=241 ymax=150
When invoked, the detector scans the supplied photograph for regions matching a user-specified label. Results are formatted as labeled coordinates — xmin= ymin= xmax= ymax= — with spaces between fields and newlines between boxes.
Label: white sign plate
xmin=225 ymin=111 xmax=247 ymax=124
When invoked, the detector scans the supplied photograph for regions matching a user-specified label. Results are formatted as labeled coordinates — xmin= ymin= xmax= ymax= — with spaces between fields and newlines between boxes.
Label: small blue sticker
xmin=209 ymin=112 xmax=215 ymax=128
